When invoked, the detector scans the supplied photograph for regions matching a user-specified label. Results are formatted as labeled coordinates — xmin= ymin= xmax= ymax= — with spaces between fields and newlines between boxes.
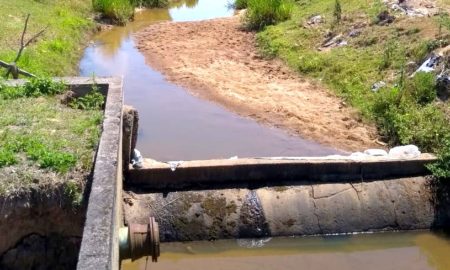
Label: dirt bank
xmin=134 ymin=15 xmax=380 ymax=152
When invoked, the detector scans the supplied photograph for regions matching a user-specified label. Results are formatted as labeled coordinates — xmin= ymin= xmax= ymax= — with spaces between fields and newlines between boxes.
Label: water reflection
xmin=79 ymin=0 xmax=341 ymax=161
xmin=94 ymin=9 xmax=172 ymax=57
xmin=122 ymin=232 xmax=450 ymax=270
xmin=171 ymin=0 xmax=200 ymax=8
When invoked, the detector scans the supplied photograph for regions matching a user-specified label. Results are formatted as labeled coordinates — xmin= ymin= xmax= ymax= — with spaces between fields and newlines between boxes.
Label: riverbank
xmin=134 ymin=15 xmax=380 ymax=152
xmin=0 ymin=0 xmax=94 ymax=76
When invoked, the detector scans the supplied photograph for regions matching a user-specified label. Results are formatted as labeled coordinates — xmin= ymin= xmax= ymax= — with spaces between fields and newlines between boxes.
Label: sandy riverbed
xmin=134 ymin=15 xmax=380 ymax=152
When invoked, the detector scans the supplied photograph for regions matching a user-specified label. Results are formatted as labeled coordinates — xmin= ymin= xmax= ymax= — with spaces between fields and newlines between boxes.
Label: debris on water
xmin=168 ymin=161 xmax=184 ymax=171
xmin=376 ymin=10 xmax=395 ymax=25
xmin=229 ymin=156 xmax=238 ymax=160
xmin=131 ymin=149 xmax=143 ymax=169
xmin=371 ymin=81 xmax=386 ymax=92
xmin=388 ymin=145 xmax=421 ymax=159
xmin=364 ymin=149 xmax=388 ymax=156
xmin=237 ymin=237 xmax=272 ymax=248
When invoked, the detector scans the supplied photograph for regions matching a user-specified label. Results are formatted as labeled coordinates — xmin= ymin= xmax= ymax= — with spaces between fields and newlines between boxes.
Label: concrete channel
xmin=54 ymin=78 xmax=444 ymax=269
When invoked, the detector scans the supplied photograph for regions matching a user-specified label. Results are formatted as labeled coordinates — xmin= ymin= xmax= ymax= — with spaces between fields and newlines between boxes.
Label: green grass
xmin=257 ymin=0 xmax=450 ymax=151
xmin=245 ymin=0 xmax=294 ymax=30
xmin=0 ymin=78 xmax=103 ymax=195
xmin=0 ymin=0 xmax=94 ymax=77
xmin=256 ymin=0 xmax=450 ymax=180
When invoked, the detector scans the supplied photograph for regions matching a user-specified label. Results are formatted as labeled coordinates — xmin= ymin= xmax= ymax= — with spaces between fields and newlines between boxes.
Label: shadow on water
xmin=79 ymin=0 xmax=342 ymax=161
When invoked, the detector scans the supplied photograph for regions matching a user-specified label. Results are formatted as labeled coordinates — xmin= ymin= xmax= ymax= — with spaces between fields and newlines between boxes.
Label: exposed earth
xmin=134 ymin=15 xmax=381 ymax=152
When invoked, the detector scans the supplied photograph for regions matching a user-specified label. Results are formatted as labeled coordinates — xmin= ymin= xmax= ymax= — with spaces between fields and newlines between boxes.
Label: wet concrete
xmin=121 ymin=232 xmax=450 ymax=270
xmin=79 ymin=0 xmax=341 ymax=161
xmin=123 ymin=177 xmax=435 ymax=242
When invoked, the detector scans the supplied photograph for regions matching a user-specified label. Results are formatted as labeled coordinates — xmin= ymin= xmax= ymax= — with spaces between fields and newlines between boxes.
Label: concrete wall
xmin=127 ymin=155 xmax=436 ymax=190
xmin=74 ymin=77 xmax=123 ymax=270
xmin=124 ymin=177 xmax=436 ymax=241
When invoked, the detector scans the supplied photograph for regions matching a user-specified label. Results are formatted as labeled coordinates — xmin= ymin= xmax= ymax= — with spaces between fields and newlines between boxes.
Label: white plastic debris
xmin=364 ymin=149 xmax=388 ymax=157
xmin=167 ymin=161 xmax=184 ymax=172
xmin=371 ymin=81 xmax=386 ymax=92
xmin=229 ymin=156 xmax=238 ymax=160
xmin=237 ymin=238 xmax=272 ymax=248
xmin=388 ymin=145 xmax=421 ymax=159
xmin=414 ymin=54 xmax=441 ymax=74
xmin=131 ymin=149 xmax=143 ymax=169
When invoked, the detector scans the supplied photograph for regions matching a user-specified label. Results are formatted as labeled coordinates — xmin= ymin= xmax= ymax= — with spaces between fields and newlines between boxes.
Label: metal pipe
xmin=119 ymin=217 xmax=160 ymax=262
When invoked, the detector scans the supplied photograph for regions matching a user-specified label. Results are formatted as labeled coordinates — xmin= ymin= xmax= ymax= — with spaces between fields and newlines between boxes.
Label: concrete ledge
xmin=75 ymin=77 xmax=123 ymax=270
xmin=127 ymin=154 xmax=436 ymax=189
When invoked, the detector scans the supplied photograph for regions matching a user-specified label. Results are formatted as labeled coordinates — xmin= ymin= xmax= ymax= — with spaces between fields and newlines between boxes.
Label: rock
xmin=437 ymin=75 xmax=450 ymax=101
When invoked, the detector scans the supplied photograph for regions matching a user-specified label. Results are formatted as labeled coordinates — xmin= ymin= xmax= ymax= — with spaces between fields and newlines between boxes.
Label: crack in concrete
xmin=350 ymin=183 xmax=362 ymax=202
xmin=383 ymin=180 xmax=400 ymax=229
xmin=311 ymin=186 xmax=353 ymax=200
xmin=310 ymin=186 xmax=323 ymax=234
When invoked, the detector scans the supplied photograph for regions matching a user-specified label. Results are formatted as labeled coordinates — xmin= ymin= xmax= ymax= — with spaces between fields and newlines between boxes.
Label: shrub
xmin=427 ymin=138 xmax=450 ymax=181
xmin=234 ymin=0 xmax=248 ymax=9
xmin=0 ymin=77 xmax=66 ymax=99
xmin=245 ymin=0 xmax=293 ymax=30
xmin=70 ymin=88 xmax=105 ymax=110
xmin=92 ymin=0 xmax=134 ymax=24
xmin=333 ymin=0 xmax=341 ymax=24
xmin=405 ymin=71 xmax=436 ymax=105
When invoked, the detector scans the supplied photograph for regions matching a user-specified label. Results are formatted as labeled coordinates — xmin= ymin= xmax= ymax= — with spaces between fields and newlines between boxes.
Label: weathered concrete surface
xmin=0 ymin=190 xmax=85 ymax=255
xmin=124 ymin=177 xmax=435 ymax=241
xmin=76 ymin=77 xmax=123 ymax=270
xmin=127 ymin=155 xmax=436 ymax=189
xmin=122 ymin=105 xmax=139 ymax=175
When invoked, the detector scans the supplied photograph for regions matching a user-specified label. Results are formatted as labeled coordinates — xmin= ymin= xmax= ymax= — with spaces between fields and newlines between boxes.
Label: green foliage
xmin=0 ymin=77 xmax=66 ymax=99
xmin=0 ymin=0 xmax=94 ymax=77
xmin=234 ymin=0 xmax=248 ymax=9
xmin=333 ymin=0 xmax=341 ymax=24
xmin=245 ymin=0 xmax=293 ymax=30
xmin=0 ymin=148 xmax=17 ymax=167
xmin=92 ymin=0 xmax=134 ymax=24
xmin=427 ymin=138 xmax=450 ymax=181
xmin=70 ymin=87 xmax=105 ymax=110
xmin=63 ymin=180 xmax=83 ymax=208
xmin=405 ymin=72 xmax=436 ymax=105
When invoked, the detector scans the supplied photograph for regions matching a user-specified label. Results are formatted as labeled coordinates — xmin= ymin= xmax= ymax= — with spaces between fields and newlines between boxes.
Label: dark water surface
xmin=122 ymin=232 xmax=450 ymax=270
xmin=79 ymin=0 xmax=341 ymax=161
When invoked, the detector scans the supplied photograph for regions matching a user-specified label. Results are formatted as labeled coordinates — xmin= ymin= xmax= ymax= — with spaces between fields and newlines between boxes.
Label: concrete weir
xmin=124 ymin=155 xmax=439 ymax=241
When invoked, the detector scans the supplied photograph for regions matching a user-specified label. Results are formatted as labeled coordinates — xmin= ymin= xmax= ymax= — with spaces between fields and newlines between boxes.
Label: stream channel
xmin=79 ymin=1 xmax=450 ymax=269
xmin=79 ymin=0 xmax=340 ymax=161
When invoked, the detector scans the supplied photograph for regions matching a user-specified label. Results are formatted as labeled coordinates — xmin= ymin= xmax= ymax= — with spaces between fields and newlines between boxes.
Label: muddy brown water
xmin=79 ymin=0 xmax=342 ymax=161
xmin=121 ymin=232 xmax=450 ymax=270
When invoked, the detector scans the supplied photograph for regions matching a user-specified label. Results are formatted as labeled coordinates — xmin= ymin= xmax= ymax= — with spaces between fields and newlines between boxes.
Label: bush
xmin=234 ymin=0 xmax=248 ymax=9
xmin=427 ymin=138 xmax=450 ymax=181
xmin=0 ymin=77 xmax=66 ymax=99
xmin=405 ymin=71 xmax=436 ymax=105
xmin=245 ymin=0 xmax=293 ymax=30
xmin=70 ymin=87 xmax=105 ymax=110
xmin=92 ymin=0 xmax=134 ymax=24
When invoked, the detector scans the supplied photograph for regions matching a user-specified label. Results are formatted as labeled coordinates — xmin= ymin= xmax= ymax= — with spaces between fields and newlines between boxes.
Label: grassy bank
xmin=0 ymin=78 xmax=104 ymax=205
xmin=254 ymin=0 xmax=450 ymax=179
xmin=0 ymin=0 xmax=94 ymax=77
